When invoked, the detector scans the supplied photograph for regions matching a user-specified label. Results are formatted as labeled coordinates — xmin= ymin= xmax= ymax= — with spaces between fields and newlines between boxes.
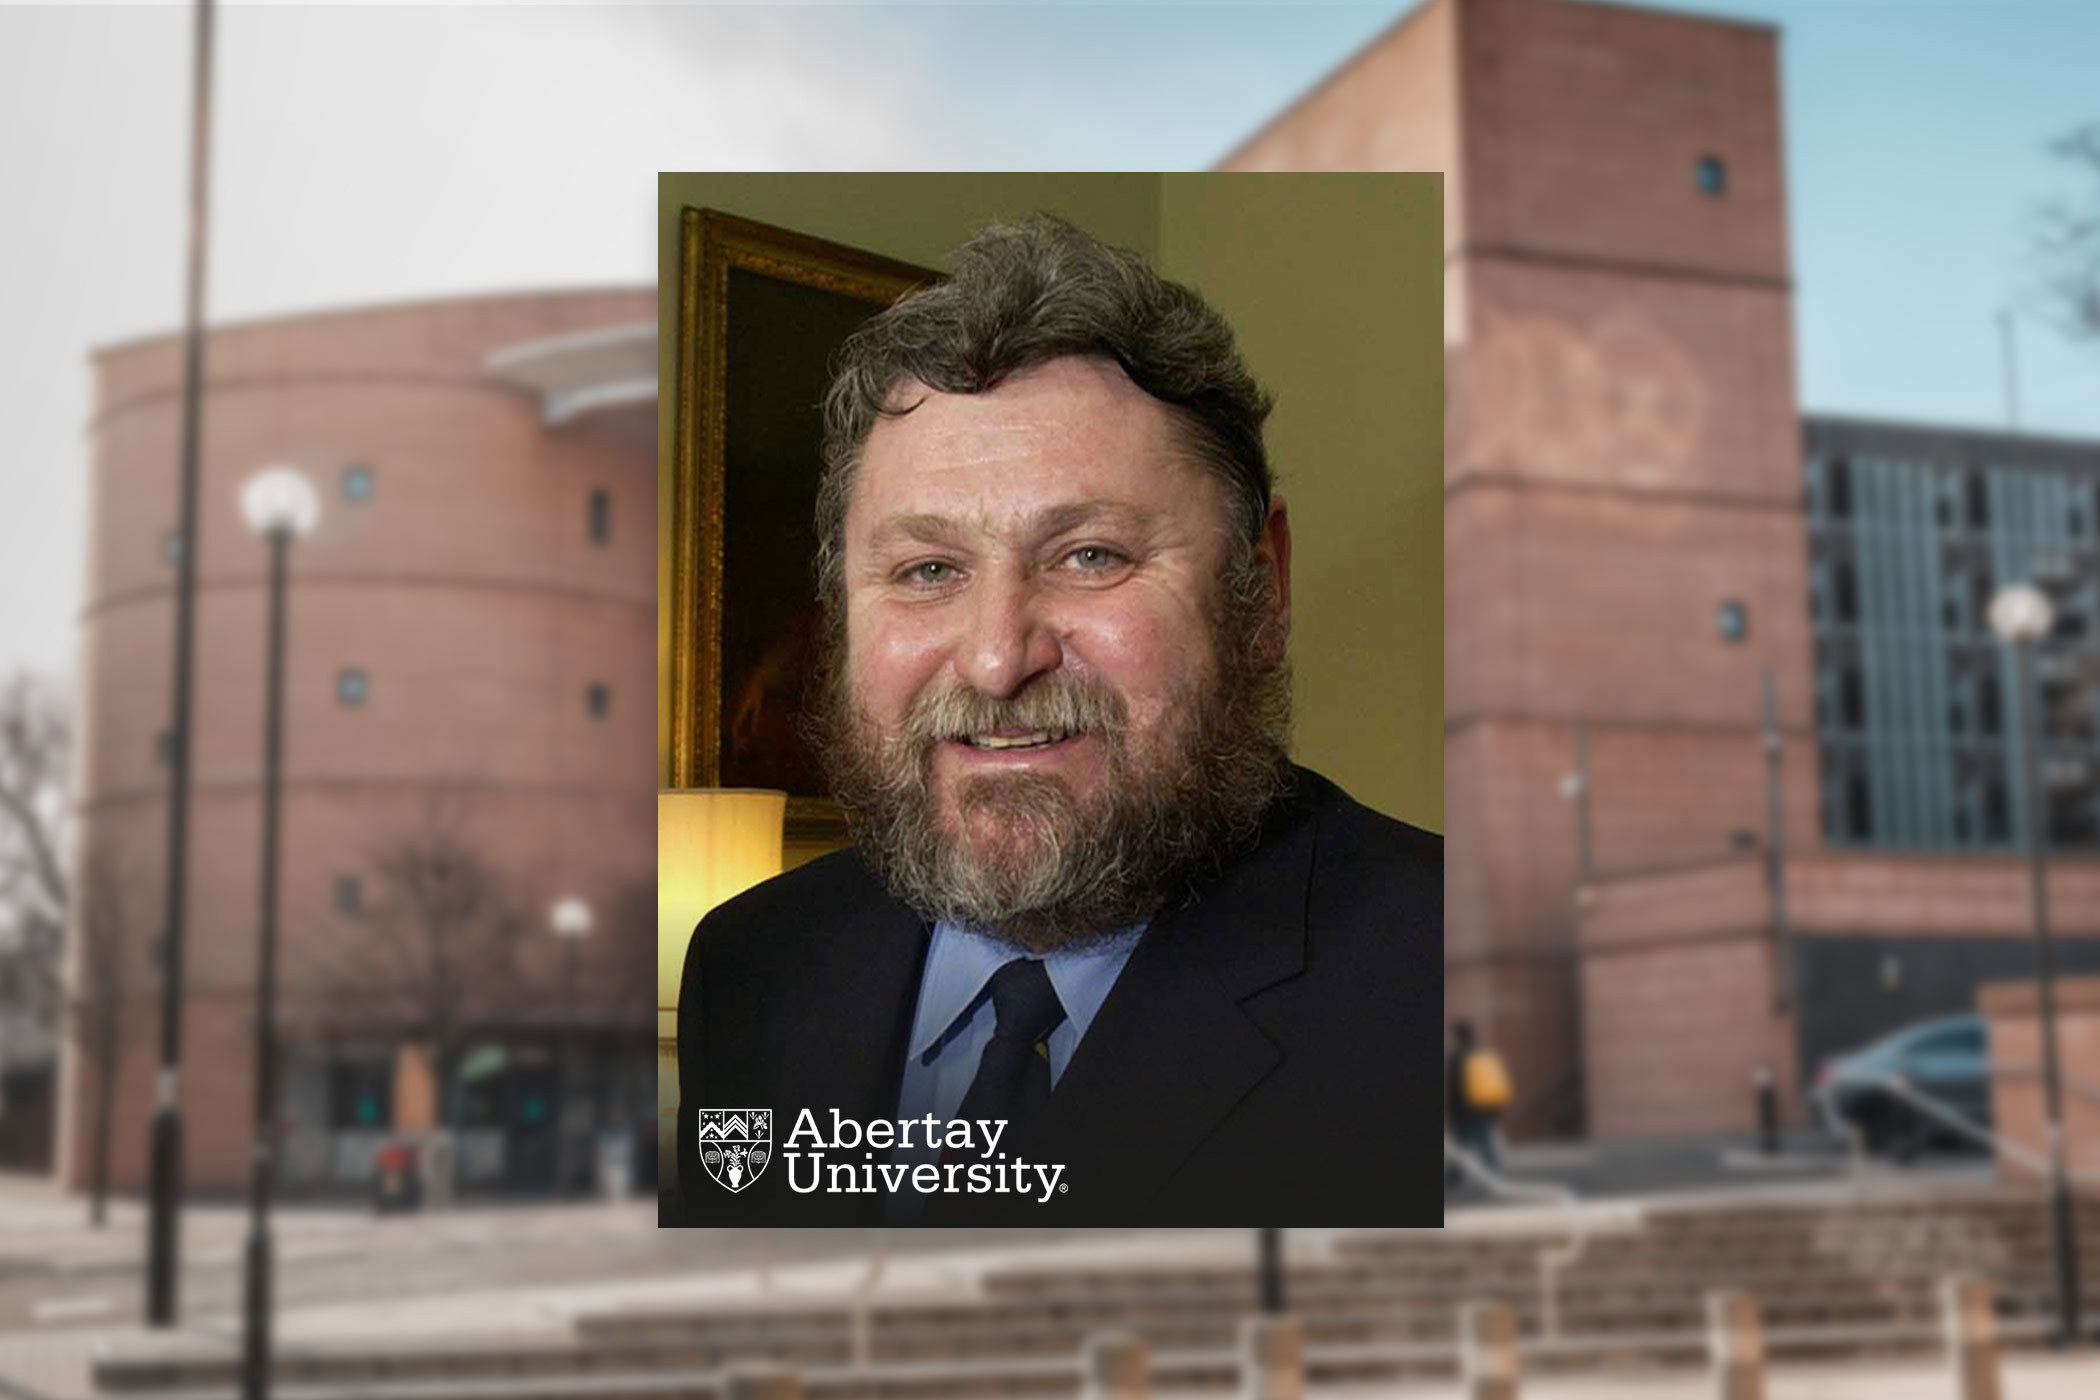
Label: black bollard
xmin=1755 ymin=1063 xmax=1780 ymax=1155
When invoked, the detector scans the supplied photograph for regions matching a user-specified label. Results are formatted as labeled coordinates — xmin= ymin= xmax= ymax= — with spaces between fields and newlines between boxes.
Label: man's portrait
xmin=659 ymin=175 xmax=1442 ymax=1225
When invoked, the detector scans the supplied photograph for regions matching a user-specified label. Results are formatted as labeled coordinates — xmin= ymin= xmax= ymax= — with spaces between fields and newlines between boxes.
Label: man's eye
xmin=1066 ymin=546 xmax=1127 ymax=571
xmin=904 ymin=561 xmax=956 ymax=586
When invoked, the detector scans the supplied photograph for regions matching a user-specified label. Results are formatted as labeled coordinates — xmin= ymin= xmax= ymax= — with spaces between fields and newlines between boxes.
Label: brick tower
xmin=1225 ymin=0 xmax=1817 ymax=1136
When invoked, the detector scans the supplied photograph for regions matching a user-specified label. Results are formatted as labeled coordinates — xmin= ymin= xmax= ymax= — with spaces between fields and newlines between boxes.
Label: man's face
xmin=819 ymin=355 xmax=1290 ymax=947
xmin=847 ymin=356 xmax=1229 ymax=835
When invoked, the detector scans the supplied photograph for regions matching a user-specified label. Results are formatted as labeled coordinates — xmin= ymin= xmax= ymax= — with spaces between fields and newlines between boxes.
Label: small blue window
xmin=155 ymin=731 xmax=175 ymax=766
xmin=343 ymin=463 xmax=373 ymax=503
xmin=337 ymin=668 xmax=368 ymax=706
xmin=162 ymin=531 xmax=183 ymax=565
xmin=1697 ymin=155 xmax=1727 ymax=197
xmin=587 ymin=683 xmax=610 ymax=719
xmin=1718 ymin=600 xmax=1749 ymax=643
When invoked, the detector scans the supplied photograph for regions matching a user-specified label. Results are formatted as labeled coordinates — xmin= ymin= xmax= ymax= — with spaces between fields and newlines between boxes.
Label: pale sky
xmin=2 ymin=0 xmax=2096 ymax=684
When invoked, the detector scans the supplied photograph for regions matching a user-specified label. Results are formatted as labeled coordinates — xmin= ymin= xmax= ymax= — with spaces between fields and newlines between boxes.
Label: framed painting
xmin=666 ymin=208 xmax=937 ymax=841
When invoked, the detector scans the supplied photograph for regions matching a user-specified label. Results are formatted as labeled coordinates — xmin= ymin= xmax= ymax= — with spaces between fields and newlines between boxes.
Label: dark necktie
xmin=955 ymin=957 xmax=1067 ymax=1131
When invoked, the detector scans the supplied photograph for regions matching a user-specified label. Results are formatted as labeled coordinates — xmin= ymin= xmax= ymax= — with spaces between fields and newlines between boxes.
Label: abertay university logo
xmin=696 ymin=1108 xmax=771 ymax=1191
xmin=695 ymin=1108 xmax=1068 ymax=1202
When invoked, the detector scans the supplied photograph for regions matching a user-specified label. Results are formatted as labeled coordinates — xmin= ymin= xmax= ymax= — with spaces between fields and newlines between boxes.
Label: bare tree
xmin=2035 ymin=122 xmax=2100 ymax=342
xmin=70 ymin=844 xmax=149 ymax=1226
xmin=597 ymin=877 xmax=657 ymax=1033
xmin=0 ymin=670 xmax=70 ymax=1119
xmin=305 ymin=808 xmax=529 ymax=1143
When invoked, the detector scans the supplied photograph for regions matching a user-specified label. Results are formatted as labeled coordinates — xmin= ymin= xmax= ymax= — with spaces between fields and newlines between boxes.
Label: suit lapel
xmin=1027 ymin=777 xmax=1321 ymax=1209
xmin=777 ymin=879 xmax=930 ymax=1128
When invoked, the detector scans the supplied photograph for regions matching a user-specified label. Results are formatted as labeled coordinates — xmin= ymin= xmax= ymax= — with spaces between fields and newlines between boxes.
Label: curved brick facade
xmin=66 ymin=289 xmax=656 ymax=1196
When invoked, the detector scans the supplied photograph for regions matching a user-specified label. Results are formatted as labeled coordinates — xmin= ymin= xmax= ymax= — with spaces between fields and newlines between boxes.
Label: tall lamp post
xmin=551 ymin=897 xmax=592 ymax=1196
xmin=1557 ymin=721 xmax=1596 ymax=1140
xmin=1989 ymin=581 xmax=2080 ymax=1348
xmin=236 ymin=466 xmax=319 ymax=1400
xmin=1559 ymin=718 xmax=1593 ymax=894
xmin=147 ymin=0 xmax=219 ymax=1326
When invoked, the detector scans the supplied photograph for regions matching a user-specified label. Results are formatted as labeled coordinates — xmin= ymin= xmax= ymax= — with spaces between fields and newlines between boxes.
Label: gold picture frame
xmin=667 ymin=208 xmax=936 ymax=842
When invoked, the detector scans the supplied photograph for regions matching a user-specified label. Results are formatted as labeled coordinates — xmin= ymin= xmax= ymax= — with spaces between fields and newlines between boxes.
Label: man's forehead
xmin=865 ymin=500 xmax=1160 ymax=552
xmin=852 ymin=358 xmax=1197 ymax=519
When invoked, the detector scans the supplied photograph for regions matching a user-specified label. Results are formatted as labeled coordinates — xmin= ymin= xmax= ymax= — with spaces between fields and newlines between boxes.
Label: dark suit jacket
xmin=674 ymin=765 xmax=1441 ymax=1225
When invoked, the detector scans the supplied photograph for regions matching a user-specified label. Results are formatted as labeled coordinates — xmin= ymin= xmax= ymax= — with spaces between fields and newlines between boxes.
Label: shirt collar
xmin=909 ymin=921 xmax=1146 ymax=1065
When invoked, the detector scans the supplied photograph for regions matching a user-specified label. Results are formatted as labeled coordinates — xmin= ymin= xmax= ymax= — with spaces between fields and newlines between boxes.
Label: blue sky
xmin=0 ymin=1 xmax=2095 ymax=679
xmin=1653 ymin=0 xmax=2099 ymax=435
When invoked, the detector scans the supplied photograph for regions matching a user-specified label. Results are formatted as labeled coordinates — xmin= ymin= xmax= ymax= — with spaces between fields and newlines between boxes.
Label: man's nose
xmin=953 ymin=569 xmax=1061 ymax=700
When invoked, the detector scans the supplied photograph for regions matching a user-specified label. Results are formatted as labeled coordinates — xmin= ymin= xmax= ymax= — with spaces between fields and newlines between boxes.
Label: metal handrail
xmin=1443 ymin=1136 xmax=1595 ymax=1340
xmin=1814 ymin=1076 xmax=1875 ymax=1181
xmin=1816 ymin=1070 xmax=2072 ymax=1181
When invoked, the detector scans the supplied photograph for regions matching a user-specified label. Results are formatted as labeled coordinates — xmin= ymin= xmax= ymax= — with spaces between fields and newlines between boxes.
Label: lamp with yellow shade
xmin=656 ymin=789 xmax=786 ymax=1190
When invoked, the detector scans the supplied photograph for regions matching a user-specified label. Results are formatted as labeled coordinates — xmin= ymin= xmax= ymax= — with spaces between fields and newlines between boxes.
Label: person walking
xmin=1447 ymin=1021 xmax=1511 ymax=1180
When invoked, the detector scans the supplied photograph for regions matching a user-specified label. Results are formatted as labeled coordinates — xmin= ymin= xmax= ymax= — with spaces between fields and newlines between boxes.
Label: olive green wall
xmin=657 ymin=173 xmax=1442 ymax=833
xmin=1157 ymin=175 xmax=1443 ymax=832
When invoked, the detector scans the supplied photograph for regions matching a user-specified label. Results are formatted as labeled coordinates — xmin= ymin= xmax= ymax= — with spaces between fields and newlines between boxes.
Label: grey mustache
xmin=903 ymin=681 xmax=1124 ymax=744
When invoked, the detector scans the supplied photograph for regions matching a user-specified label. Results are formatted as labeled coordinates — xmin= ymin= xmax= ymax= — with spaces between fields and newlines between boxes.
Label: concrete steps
xmin=94 ymin=1187 xmax=2089 ymax=1398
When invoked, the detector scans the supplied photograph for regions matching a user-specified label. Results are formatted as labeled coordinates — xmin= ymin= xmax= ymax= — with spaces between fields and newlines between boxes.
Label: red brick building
xmin=65 ymin=290 xmax=657 ymax=1195
xmin=1226 ymin=0 xmax=2100 ymax=1141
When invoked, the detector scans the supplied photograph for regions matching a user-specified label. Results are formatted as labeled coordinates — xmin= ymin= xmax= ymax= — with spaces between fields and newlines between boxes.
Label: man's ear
xmin=1258 ymin=494 xmax=1292 ymax=639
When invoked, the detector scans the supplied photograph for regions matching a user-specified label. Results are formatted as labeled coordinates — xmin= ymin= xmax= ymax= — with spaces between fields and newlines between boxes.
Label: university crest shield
xmin=695 ymin=1108 xmax=772 ymax=1192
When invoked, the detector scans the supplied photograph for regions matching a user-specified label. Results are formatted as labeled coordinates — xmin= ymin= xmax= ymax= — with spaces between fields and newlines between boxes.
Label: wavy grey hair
xmin=813 ymin=214 xmax=1276 ymax=611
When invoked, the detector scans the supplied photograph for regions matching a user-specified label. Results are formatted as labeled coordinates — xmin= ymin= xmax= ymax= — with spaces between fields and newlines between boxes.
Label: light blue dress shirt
xmin=883 ymin=921 xmax=1142 ymax=1220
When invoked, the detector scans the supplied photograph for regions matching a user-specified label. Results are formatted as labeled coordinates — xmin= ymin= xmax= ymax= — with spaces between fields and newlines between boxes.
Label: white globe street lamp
xmin=550 ymin=897 xmax=593 ymax=942
xmin=1990 ymin=577 xmax=2080 ymax=1345
xmin=1988 ymin=583 xmax=2053 ymax=645
xmin=550 ymin=897 xmax=593 ymax=1197
xmin=235 ymin=464 xmax=319 ymax=1395
xmin=1559 ymin=719 xmax=1594 ymax=905
xmin=238 ymin=466 xmax=320 ymax=539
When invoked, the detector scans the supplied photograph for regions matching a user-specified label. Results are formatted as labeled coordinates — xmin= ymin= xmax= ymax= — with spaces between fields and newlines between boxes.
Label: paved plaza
xmin=1388 ymin=1358 xmax=2100 ymax=1398
xmin=7 ymin=1168 xmax=2100 ymax=1399
xmin=0 ymin=1170 xmax=1197 ymax=1398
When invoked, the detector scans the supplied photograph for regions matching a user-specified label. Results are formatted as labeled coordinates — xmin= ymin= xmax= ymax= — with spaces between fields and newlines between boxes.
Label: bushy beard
xmin=808 ymin=555 xmax=1293 ymax=952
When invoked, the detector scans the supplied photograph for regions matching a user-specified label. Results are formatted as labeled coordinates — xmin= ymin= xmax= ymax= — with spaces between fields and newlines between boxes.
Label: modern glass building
xmin=1805 ymin=416 xmax=2100 ymax=853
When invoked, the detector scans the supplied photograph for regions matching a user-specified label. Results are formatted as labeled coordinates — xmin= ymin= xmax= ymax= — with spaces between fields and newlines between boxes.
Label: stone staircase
xmin=94 ymin=1185 xmax=2100 ymax=1398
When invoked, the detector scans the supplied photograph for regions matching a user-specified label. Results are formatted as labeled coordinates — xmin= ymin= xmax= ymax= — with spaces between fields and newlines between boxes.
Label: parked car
xmin=1813 ymin=1012 xmax=1992 ymax=1160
